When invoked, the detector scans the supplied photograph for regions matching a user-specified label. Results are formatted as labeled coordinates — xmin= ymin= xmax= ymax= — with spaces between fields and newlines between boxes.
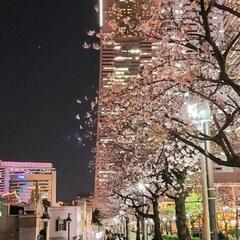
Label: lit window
xmin=56 ymin=218 xmax=66 ymax=231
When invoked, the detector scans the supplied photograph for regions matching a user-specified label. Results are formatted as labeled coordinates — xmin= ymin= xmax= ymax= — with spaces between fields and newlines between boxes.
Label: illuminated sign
xmin=18 ymin=175 xmax=25 ymax=180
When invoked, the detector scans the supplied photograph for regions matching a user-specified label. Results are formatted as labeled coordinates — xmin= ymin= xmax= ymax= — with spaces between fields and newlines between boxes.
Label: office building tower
xmin=94 ymin=0 xmax=152 ymax=213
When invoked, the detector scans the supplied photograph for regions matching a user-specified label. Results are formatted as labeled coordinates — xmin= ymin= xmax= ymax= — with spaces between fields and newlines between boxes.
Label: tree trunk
xmin=224 ymin=221 xmax=228 ymax=237
xmin=141 ymin=216 xmax=145 ymax=240
xmin=190 ymin=219 xmax=195 ymax=235
xmin=169 ymin=221 xmax=173 ymax=235
xmin=136 ymin=215 xmax=141 ymax=240
xmin=153 ymin=200 xmax=163 ymax=240
xmin=175 ymin=196 xmax=191 ymax=240
xmin=126 ymin=216 xmax=129 ymax=240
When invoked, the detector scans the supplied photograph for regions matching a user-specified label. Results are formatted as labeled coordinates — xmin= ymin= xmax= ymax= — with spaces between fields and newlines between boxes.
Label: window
xmin=55 ymin=218 xmax=66 ymax=231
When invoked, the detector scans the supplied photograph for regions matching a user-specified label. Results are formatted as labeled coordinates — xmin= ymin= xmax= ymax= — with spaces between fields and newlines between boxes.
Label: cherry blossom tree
xmin=82 ymin=1 xmax=239 ymax=238
xmin=100 ymin=0 xmax=240 ymax=168
xmin=102 ymin=115 xmax=200 ymax=240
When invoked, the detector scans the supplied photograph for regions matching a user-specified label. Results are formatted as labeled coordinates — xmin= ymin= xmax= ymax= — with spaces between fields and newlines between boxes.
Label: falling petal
xmin=86 ymin=112 xmax=91 ymax=118
xmin=94 ymin=5 xmax=99 ymax=12
xmin=91 ymin=101 xmax=95 ymax=110
xmin=93 ymin=43 xmax=100 ymax=50
xmin=87 ymin=30 xmax=96 ymax=36
xmin=83 ymin=42 xmax=91 ymax=49
xmin=123 ymin=17 xmax=130 ymax=24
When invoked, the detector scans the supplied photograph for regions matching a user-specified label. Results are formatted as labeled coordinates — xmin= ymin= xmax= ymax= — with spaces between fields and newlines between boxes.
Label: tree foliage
xmin=84 ymin=0 xmax=240 ymax=238
xmin=100 ymin=0 xmax=240 ymax=167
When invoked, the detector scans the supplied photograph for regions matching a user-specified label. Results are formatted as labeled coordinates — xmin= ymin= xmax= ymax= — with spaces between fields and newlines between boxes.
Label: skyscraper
xmin=94 ymin=0 xmax=152 ymax=213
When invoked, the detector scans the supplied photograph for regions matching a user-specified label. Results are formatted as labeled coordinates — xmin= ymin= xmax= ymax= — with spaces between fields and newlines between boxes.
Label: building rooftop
xmin=0 ymin=160 xmax=53 ymax=168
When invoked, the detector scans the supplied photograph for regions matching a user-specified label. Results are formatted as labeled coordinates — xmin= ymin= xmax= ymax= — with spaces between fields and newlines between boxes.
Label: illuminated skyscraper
xmin=94 ymin=0 xmax=152 ymax=213
xmin=0 ymin=160 xmax=56 ymax=205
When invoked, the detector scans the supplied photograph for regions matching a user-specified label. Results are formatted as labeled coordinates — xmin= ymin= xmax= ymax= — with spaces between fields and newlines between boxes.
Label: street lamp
xmin=187 ymin=102 xmax=218 ymax=240
xmin=65 ymin=213 xmax=72 ymax=240
xmin=162 ymin=217 xmax=168 ymax=235
xmin=41 ymin=208 xmax=50 ymax=240
xmin=119 ymin=210 xmax=130 ymax=240
xmin=119 ymin=211 xmax=125 ymax=234
xmin=236 ymin=204 xmax=240 ymax=240
xmin=137 ymin=183 xmax=148 ymax=240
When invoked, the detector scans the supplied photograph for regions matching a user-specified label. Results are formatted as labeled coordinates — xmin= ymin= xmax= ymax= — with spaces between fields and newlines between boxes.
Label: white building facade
xmin=48 ymin=206 xmax=81 ymax=240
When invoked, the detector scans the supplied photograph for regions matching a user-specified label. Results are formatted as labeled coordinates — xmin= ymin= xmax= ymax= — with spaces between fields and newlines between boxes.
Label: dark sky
xmin=0 ymin=0 xmax=99 ymax=201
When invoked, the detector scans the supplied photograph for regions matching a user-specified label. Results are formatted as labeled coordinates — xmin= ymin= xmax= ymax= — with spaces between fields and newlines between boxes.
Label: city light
xmin=99 ymin=0 xmax=103 ymax=27
xmin=17 ymin=175 xmax=25 ymax=180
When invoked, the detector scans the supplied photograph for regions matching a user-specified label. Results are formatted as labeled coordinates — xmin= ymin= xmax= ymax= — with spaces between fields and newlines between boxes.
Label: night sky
xmin=0 ymin=0 xmax=99 ymax=201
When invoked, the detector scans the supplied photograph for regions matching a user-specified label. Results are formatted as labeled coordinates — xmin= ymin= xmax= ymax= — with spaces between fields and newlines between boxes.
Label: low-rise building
xmin=48 ymin=206 xmax=82 ymax=240
xmin=0 ymin=204 xmax=40 ymax=240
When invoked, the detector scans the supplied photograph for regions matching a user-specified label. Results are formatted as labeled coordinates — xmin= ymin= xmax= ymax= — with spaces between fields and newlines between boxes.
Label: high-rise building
xmin=94 ymin=0 xmax=153 ymax=213
xmin=0 ymin=160 xmax=56 ymax=205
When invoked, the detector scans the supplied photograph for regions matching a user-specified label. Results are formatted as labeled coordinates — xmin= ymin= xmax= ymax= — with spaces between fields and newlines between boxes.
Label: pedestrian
xmin=37 ymin=229 xmax=45 ymax=240
xmin=116 ymin=233 xmax=121 ymax=240
xmin=107 ymin=231 xmax=114 ymax=240
xmin=120 ymin=233 xmax=125 ymax=240
xmin=218 ymin=231 xmax=225 ymax=240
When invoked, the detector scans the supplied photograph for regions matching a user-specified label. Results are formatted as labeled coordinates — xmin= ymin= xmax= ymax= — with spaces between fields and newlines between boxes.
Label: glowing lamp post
xmin=40 ymin=209 xmax=50 ymax=240
xmin=119 ymin=210 xmax=130 ymax=240
xmin=187 ymin=102 xmax=218 ymax=240
xmin=137 ymin=183 xmax=148 ymax=240
xmin=66 ymin=213 xmax=72 ymax=240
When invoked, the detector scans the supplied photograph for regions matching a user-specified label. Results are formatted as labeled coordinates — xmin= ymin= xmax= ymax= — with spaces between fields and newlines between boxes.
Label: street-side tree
xmin=82 ymin=0 xmax=239 ymax=237
xmin=105 ymin=136 xmax=168 ymax=240
xmin=161 ymin=193 xmax=202 ymax=235
xmin=216 ymin=184 xmax=240 ymax=237
xmin=102 ymin=115 xmax=200 ymax=240
xmin=100 ymin=0 xmax=240 ymax=168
